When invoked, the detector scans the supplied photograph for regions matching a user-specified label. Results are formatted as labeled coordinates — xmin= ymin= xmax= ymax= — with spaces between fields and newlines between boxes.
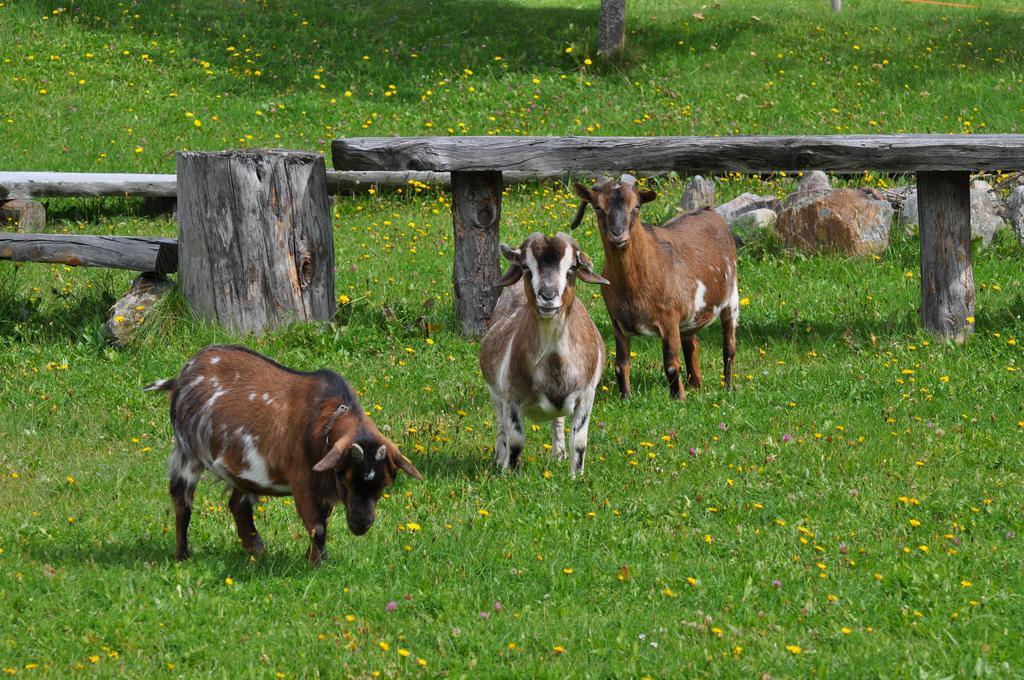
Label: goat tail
xmin=142 ymin=378 xmax=176 ymax=393
xmin=567 ymin=201 xmax=589 ymax=230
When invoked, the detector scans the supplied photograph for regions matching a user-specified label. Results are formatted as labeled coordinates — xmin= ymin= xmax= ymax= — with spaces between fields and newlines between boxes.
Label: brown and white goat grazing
xmin=479 ymin=232 xmax=609 ymax=476
xmin=144 ymin=345 xmax=422 ymax=565
xmin=571 ymin=175 xmax=738 ymax=400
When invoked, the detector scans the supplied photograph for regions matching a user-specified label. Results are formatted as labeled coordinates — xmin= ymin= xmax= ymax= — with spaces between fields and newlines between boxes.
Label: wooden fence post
xmin=598 ymin=0 xmax=626 ymax=56
xmin=176 ymin=150 xmax=335 ymax=334
xmin=451 ymin=171 xmax=503 ymax=337
xmin=918 ymin=171 xmax=974 ymax=342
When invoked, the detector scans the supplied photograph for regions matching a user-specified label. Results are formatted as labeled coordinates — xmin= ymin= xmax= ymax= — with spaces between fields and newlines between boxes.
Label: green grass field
xmin=3 ymin=0 xmax=1024 ymax=677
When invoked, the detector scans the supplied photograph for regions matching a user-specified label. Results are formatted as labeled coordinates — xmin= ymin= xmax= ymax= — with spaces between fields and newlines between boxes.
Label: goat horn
xmin=376 ymin=445 xmax=387 ymax=461
xmin=567 ymin=201 xmax=588 ymax=230
xmin=350 ymin=443 xmax=364 ymax=462
xmin=313 ymin=430 xmax=356 ymax=472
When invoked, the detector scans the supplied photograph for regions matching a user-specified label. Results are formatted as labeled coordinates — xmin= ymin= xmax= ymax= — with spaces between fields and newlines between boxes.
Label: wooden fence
xmin=332 ymin=134 xmax=1024 ymax=341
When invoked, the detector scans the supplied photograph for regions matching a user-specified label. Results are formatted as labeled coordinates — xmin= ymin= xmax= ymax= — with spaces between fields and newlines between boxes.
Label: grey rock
xmin=783 ymin=171 xmax=832 ymax=208
xmin=969 ymin=181 xmax=1005 ymax=245
xmin=714 ymin=192 xmax=780 ymax=223
xmin=678 ymin=175 xmax=716 ymax=212
xmin=1008 ymin=186 xmax=1024 ymax=245
xmin=798 ymin=170 xmax=831 ymax=193
xmin=900 ymin=183 xmax=1006 ymax=245
xmin=730 ymin=208 xmax=778 ymax=245
xmin=105 ymin=273 xmax=173 ymax=347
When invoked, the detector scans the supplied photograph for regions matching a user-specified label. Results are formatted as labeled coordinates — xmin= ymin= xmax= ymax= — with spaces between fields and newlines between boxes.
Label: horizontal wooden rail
xmin=0 ymin=233 xmax=178 ymax=273
xmin=1 ymin=169 xmax=654 ymax=201
xmin=0 ymin=172 xmax=177 ymax=199
xmin=332 ymin=134 xmax=1024 ymax=173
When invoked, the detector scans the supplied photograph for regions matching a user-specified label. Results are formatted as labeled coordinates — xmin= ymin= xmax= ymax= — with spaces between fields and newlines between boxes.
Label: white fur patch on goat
xmin=498 ymin=334 xmax=514 ymax=393
xmin=236 ymin=429 xmax=289 ymax=493
xmin=209 ymin=356 xmax=221 ymax=364
xmin=693 ymin=280 xmax=707 ymax=313
xmin=261 ymin=392 xmax=274 ymax=405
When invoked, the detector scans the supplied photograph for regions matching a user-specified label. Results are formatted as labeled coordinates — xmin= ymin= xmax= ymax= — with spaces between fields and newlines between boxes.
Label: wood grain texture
xmin=451 ymin=171 xmax=503 ymax=337
xmin=176 ymin=150 xmax=335 ymax=334
xmin=0 ymin=233 xmax=177 ymax=273
xmin=324 ymin=169 xmax=665 ymax=191
xmin=332 ymin=135 xmax=1024 ymax=173
xmin=1 ymin=199 xmax=46 ymax=232
xmin=598 ymin=0 xmax=626 ymax=56
xmin=918 ymin=171 xmax=974 ymax=342
xmin=0 ymin=172 xmax=177 ymax=199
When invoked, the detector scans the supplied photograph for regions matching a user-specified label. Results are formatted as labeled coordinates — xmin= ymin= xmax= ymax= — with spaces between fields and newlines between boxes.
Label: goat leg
xmin=169 ymin=473 xmax=196 ymax=561
xmin=721 ymin=299 xmax=738 ymax=390
xmin=292 ymin=480 xmax=329 ymax=566
xmin=504 ymin=404 xmax=526 ymax=471
xmin=662 ymin=326 xmax=685 ymax=401
xmin=612 ymin=322 xmax=632 ymax=399
xmin=550 ymin=417 xmax=567 ymax=460
xmin=229 ymin=489 xmax=264 ymax=557
xmin=569 ymin=395 xmax=594 ymax=477
xmin=489 ymin=391 xmax=510 ymax=469
xmin=682 ymin=335 xmax=703 ymax=389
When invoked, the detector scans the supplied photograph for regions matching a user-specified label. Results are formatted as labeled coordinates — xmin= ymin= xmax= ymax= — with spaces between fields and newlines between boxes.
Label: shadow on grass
xmin=22 ymin=0 xmax=1023 ymax=103
xmin=18 ymin=533 xmax=333 ymax=576
xmin=0 ymin=267 xmax=120 ymax=348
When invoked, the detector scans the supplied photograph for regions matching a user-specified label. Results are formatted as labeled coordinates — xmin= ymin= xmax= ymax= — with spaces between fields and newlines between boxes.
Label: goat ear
xmin=313 ymin=430 xmax=356 ymax=472
xmin=499 ymin=243 xmax=521 ymax=263
xmin=573 ymin=182 xmax=594 ymax=203
xmin=575 ymin=250 xmax=610 ymax=286
xmin=638 ymin=188 xmax=658 ymax=204
xmin=386 ymin=443 xmax=423 ymax=480
xmin=496 ymin=244 xmax=524 ymax=287
xmin=495 ymin=264 xmax=523 ymax=287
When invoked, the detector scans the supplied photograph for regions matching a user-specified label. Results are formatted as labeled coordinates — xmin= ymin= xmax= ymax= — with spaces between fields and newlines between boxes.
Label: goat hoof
xmin=175 ymin=549 xmax=191 ymax=562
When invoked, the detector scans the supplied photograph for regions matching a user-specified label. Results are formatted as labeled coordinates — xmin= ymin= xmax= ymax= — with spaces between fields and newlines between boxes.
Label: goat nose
xmin=538 ymin=288 xmax=558 ymax=302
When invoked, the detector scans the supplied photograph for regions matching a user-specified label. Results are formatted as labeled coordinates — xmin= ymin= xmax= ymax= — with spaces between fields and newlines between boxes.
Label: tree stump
xmin=598 ymin=0 xmax=627 ymax=57
xmin=918 ymin=171 xmax=974 ymax=342
xmin=176 ymin=150 xmax=335 ymax=334
xmin=451 ymin=171 xmax=503 ymax=337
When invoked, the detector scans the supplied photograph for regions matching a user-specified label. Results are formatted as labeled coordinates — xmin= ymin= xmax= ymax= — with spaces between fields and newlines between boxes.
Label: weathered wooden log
xmin=598 ymin=0 xmax=626 ymax=56
xmin=918 ymin=171 xmax=974 ymax=342
xmin=451 ymin=171 xmax=503 ymax=337
xmin=0 ymin=172 xmax=177 ymax=199
xmin=176 ymin=150 xmax=335 ymax=334
xmin=324 ymin=169 xmax=666 ymax=192
xmin=1 ymin=199 xmax=46 ymax=232
xmin=332 ymin=135 xmax=1024 ymax=174
xmin=0 ymin=233 xmax=177 ymax=273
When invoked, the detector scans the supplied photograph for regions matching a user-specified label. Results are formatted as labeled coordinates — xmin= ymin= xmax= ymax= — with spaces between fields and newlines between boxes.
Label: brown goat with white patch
xmin=144 ymin=345 xmax=422 ymax=565
xmin=571 ymin=175 xmax=738 ymax=400
xmin=480 ymin=232 xmax=609 ymax=476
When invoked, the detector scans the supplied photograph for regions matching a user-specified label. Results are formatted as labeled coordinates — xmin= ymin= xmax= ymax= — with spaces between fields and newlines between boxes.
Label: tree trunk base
xmin=451 ymin=171 xmax=503 ymax=337
xmin=176 ymin=150 xmax=335 ymax=334
xmin=918 ymin=171 xmax=974 ymax=342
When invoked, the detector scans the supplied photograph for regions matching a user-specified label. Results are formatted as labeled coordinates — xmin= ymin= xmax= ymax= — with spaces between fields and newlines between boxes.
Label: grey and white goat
xmin=479 ymin=232 xmax=609 ymax=476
